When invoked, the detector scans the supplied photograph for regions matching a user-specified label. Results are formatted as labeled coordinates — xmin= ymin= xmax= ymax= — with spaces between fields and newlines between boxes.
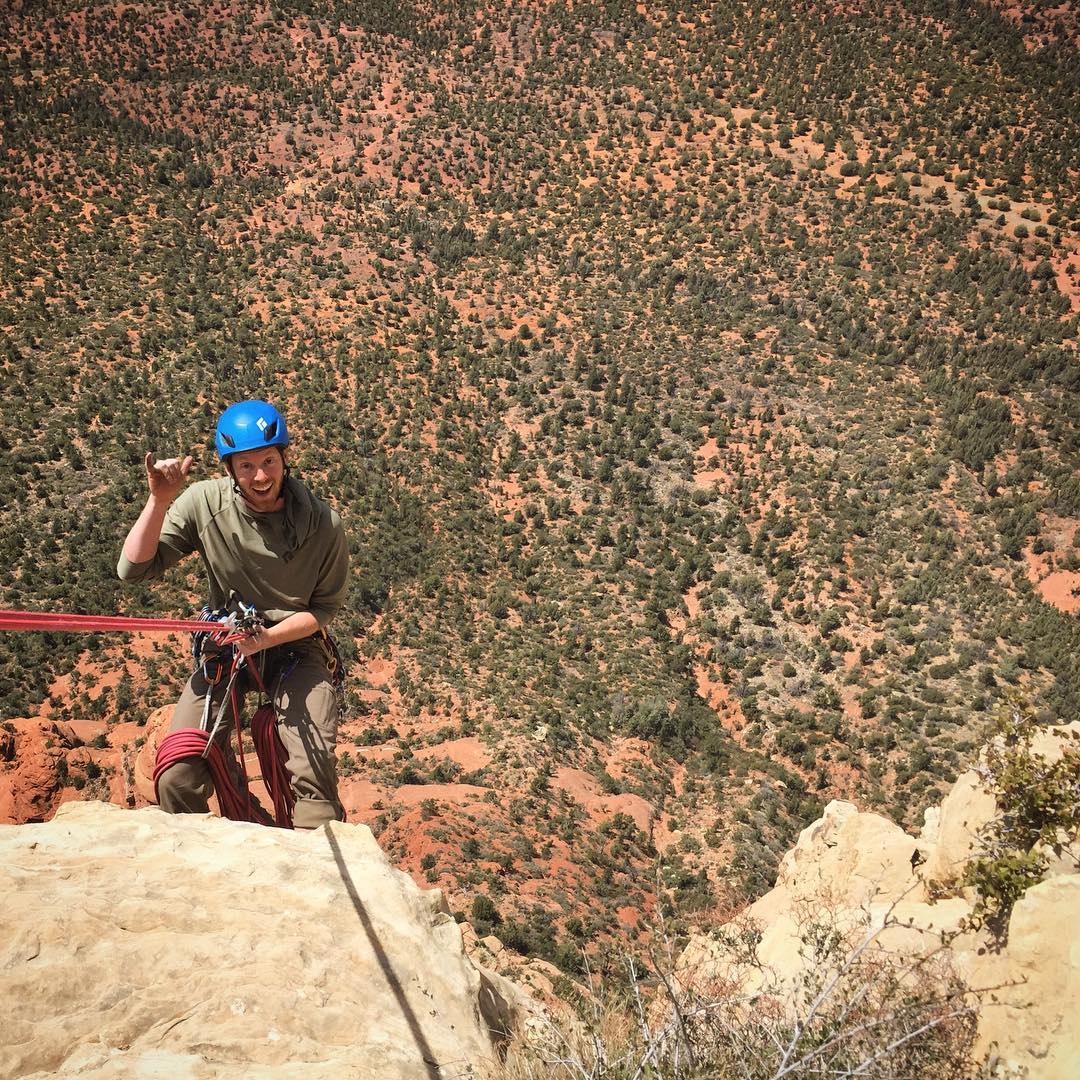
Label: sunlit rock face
xmin=676 ymin=722 xmax=1080 ymax=1080
xmin=0 ymin=802 xmax=507 ymax=1079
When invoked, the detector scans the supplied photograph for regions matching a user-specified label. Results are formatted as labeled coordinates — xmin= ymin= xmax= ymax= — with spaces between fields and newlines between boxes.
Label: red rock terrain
xmin=2 ymin=0 xmax=1079 ymax=984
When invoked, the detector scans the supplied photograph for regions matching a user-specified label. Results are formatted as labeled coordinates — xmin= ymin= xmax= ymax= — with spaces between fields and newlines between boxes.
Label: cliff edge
xmin=0 ymin=802 xmax=516 ymax=1079
xmin=677 ymin=722 xmax=1080 ymax=1078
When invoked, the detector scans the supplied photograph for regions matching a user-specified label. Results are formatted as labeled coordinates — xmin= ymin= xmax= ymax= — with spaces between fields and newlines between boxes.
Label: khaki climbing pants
xmin=156 ymin=636 xmax=344 ymax=830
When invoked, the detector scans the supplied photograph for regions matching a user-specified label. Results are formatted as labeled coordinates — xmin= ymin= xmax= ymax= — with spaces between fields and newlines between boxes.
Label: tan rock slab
xmin=755 ymin=800 xmax=918 ymax=923
xmin=918 ymin=769 xmax=997 ymax=885
xmin=677 ymin=777 xmax=1080 ymax=1077
xmin=959 ymin=875 xmax=1080 ymax=1079
xmin=0 ymin=801 xmax=506 ymax=1079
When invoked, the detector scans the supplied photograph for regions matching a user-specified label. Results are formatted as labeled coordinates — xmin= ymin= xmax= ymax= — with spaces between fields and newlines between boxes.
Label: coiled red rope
xmin=154 ymin=654 xmax=295 ymax=829
xmin=153 ymin=729 xmax=257 ymax=822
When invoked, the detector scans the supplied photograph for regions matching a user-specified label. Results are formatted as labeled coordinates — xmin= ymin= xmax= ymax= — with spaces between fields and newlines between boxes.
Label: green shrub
xmin=962 ymin=701 xmax=1080 ymax=932
xmin=470 ymin=894 xmax=506 ymax=939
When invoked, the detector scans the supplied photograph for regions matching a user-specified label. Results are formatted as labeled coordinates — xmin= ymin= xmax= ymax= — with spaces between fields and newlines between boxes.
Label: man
xmin=118 ymin=399 xmax=349 ymax=829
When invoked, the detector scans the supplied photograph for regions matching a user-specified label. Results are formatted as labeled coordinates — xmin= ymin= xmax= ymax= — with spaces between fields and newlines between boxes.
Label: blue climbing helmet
xmin=215 ymin=400 xmax=290 ymax=460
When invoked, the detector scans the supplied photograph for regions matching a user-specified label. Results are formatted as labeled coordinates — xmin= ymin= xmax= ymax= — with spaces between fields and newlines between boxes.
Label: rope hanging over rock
xmin=155 ymin=646 xmax=296 ymax=829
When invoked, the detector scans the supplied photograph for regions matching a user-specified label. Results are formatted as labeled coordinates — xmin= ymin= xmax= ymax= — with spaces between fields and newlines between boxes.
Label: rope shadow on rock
xmin=325 ymin=826 xmax=444 ymax=1078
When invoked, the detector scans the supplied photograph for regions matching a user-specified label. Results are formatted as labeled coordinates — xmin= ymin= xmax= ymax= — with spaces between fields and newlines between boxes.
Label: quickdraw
xmin=316 ymin=627 xmax=346 ymax=690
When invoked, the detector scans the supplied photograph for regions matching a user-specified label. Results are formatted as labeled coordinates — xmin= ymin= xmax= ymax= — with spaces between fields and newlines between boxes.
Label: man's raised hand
xmin=145 ymin=452 xmax=193 ymax=505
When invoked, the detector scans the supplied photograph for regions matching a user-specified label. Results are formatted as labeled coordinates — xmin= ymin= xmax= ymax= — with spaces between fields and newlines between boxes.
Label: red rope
xmin=0 ymin=609 xmax=232 ymax=636
xmin=243 ymin=658 xmax=295 ymax=829
xmin=153 ymin=729 xmax=255 ymax=822
xmin=252 ymin=704 xmax=295 ymax=827
xmin=153 ymin=655 xmax=295 ymax=829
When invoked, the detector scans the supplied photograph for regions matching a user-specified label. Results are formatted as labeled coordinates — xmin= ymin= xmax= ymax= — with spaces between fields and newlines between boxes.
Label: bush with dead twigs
xmin=488 ymin=901 xmax=992 ymax=1080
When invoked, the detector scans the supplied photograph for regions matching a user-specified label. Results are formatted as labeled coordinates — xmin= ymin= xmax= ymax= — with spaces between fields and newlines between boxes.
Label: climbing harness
xmin=190 ymin=601 xmax=262 ymax=743
xmin=157 ymin=599 xmax=299 ymax=828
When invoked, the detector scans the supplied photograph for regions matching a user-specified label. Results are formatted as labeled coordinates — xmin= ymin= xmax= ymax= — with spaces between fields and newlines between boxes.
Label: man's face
xmin=227 ymin=446 xmax=287 ymax=512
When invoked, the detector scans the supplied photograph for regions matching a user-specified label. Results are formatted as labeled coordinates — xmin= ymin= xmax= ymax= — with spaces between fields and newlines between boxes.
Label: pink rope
xmin=154 ymin=657 xmax=295 ymax=828
xmin=153 ymin=729 xmax=255 ymax=823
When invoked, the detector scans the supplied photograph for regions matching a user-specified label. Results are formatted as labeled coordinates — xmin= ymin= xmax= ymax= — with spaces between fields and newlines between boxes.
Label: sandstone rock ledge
xmin=0 ymin=801 xmax=509 ymax=1079
xmin=676 ymin=725 xmax=1080 ymax=1080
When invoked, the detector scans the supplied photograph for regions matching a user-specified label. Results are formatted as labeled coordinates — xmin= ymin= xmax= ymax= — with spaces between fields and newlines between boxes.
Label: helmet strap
xmin=224 ymin=460 xmax=243 ymax=498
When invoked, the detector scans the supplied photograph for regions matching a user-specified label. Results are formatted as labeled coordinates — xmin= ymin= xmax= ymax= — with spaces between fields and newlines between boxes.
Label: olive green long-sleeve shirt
xmin=117 ymin=476 xmax=348 ymax=628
